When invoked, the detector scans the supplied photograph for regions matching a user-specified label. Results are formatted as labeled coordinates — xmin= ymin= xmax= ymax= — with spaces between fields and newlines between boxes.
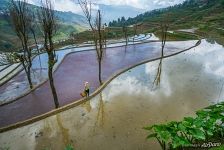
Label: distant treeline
xmin=108 ymin=0 xmax=224 ymax=27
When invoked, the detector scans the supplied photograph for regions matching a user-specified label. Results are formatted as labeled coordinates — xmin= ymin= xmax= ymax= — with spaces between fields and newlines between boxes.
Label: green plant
xmin=144 ymin=102 xmax=224 ymax=149
xmin=65 ymin=144 xmax=74 ymax=150
xmin=210 ymin=145 xmax=224 ymax=150
xmin=0 ymin=147 xmax=10 ymax=150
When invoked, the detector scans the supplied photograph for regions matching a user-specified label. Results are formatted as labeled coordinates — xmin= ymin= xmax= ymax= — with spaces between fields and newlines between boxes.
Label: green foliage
xmin=65 ymin=144 xmax=74 ymax=150
xmin=210 ymin=145 xmax=224 ymax=150
xmin=221 ymin=0 xmax=224 ymax=7
xmin=108 ymin=0 xmax=224 ymax=47
xmin=0 ymin=147 xmax=10 ymax=150
xmin=144 ymin=102 xmax=224 ymax=149
xmin=110 ymin=0 xmax=224 ymax=27
xmin=0 ymin=0 xmax=87 ymax=52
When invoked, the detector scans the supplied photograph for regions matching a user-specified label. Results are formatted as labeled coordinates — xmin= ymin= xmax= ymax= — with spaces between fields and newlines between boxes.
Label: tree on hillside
xmin=133 ymin=24 xmax=138 ymax=43
xmin=122 ymin=26 xmax=128 ymax=46
xmin=121 ymin=16 xmax=126 ymax=23
xmin=38 ymin=0 xmax=59 ymax=108
xmin=9 ymin=0 xmax=33 ymax=89
xmin=78 ymin=0 xmax=105 ymax=85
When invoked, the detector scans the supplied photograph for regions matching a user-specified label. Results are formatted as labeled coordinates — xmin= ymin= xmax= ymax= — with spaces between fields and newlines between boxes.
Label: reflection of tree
xmin=82 ymin=100 xmax=92 ymax=112
xmin=206 ymin=38 xmax=215 ymax=44
xmin=56 ymin=115 xmax=71 ymax=147
xmin=153 ymin=58 xmax=163 ymax=87
xmin=94 ymin=93 xmax=105 ymax=128
xmin=153 ymin=21 xmax=169 ymax=88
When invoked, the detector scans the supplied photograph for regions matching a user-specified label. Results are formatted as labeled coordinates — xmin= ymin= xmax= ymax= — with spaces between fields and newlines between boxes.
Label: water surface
xmin=0 ymin=39 xmax=224 ymax=150
xmin=0 ymin=34 xmax=155 ymax=104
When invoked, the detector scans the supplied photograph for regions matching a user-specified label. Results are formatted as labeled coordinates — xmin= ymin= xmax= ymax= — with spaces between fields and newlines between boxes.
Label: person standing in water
xmin=85 ymin=82 xmax=90 ymax=97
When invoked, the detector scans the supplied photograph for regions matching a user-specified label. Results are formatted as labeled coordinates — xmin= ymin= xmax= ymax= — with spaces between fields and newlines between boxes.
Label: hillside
xmin=110 ymin=0 xmax=224 ymax=26
xmin=109 ymin=0 xmax=224 ymax=43
xmin=98 ymin=4 xmax=144 ymax=23
xmin=0 ymin=0 xmax=88 ymax=52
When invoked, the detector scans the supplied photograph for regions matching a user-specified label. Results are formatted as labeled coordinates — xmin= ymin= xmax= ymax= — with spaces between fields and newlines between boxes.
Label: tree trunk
xmin=21 ymin=60 xmax=33 ymax=89
xmin=98 ymin=10 xmax=103 ymax=85
xmin=31 ymin=29 xmax=42 ymax=69
xmin=98 ymin=59 xmax=102 ymax=85
xmin=27 ymin=64 xmax=33 ymax=89
xmin=27 ymin=51 xmax=33 ymax=89
xmin=48 ymin=53 xmax=59 ymax=108
xmin=125 ymin=33 xmax=128 ymax=46
xmin=24 ymin=42 xmax=33 ymax=89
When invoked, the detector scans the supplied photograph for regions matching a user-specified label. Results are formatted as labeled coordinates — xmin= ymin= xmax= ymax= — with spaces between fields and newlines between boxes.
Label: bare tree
xmin=95 ymin=10 xmax=104 ymax=84
xmin=30 ymin=13 xmax=42 ymax=69
xmin=103 ymin=23 xmax=107 ymax=48
xmin=38 ymin=0 xmax=59 ymax=108
xmin=160 ymin=23 xmax=169 ymax=57
xmin=78 ymin=0 xmax=105 ymax=85
xmin=9 ymin=0 xmax=33 ymax=89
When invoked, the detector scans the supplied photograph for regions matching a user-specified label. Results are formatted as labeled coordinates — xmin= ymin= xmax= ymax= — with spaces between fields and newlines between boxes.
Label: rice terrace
xmin=0 ymin=0 xmax=224 ymax=150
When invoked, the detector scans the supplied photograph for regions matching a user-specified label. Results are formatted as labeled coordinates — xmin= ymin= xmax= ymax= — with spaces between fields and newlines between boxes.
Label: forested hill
xmin=0 ymin=0 xmax=88 ymax=51
xmin=109 ymin=0 xmax=224 ymax=28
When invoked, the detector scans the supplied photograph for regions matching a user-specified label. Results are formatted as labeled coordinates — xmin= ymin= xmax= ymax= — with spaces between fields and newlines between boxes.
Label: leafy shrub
xmin=65 ymin=144 xmax=74 ymax=150
xmin=144 ymin=102 xmax=224 ymax=149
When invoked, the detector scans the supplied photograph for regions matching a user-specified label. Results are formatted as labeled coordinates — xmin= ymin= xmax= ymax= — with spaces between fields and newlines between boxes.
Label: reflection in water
xmin=206 ymin=38 xmax=216 ymax=44
xmin=34 ymin=115 xmax=72 ymax=150
xmin=1 ymin=40 xmax=224 ymax=150
xmin=94 ymin=93 xmax=105 ymax=128
xmin=0 ymin=33 xmax=156 ymax=103
xmin=82 ymin=100 xmax=92 ymax=112
xmin=152 ymin=57 xmax=163 ymax=88
xmin=217 ymin=82 xmax=224 ymax=103
xmin=0 ymin=40 xmax=197 ymax=104
xmin=56 ymin=115 xmax=70 ymax=147
xmin=153 ymin=24 xmax=167 ymax=88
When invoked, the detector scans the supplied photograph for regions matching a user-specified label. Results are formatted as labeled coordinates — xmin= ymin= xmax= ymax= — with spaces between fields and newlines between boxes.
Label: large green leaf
xmin=172 ymin=136 xmax=191 ymax=149
xmin=159 ymin=130 xmax=171 ymax=142
xmin=143 ymin=126 xmax=154 ymax=131
xmin=147 ymin=133 xmax=157 ymax=139
xmin=189 ymin=128 xmax=206 ymax=140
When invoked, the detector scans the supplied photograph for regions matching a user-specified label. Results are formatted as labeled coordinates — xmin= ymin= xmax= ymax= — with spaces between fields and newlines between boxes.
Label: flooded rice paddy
xmin=0 ymin=33 xmax=157 ymax=104
xmin=0 ymin=39 xmax=224 ymax=150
